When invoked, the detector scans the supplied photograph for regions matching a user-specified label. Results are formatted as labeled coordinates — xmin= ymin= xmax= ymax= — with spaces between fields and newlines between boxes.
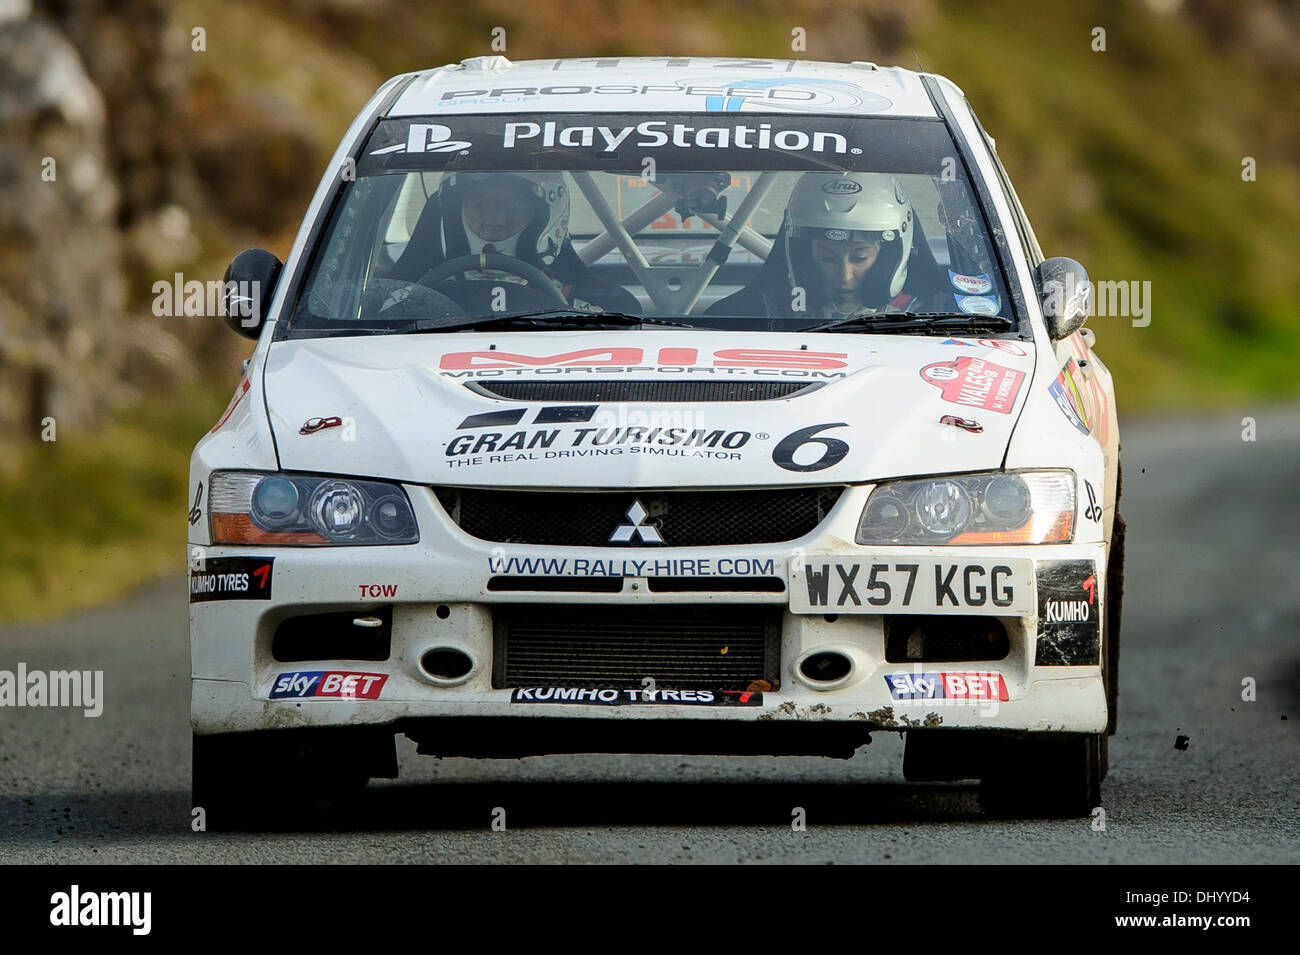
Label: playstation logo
xmin=369 ymin=123 xmax=472 ymax=155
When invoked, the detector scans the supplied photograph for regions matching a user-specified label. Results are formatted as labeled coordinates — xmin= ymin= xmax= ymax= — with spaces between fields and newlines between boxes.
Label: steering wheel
xmin=418 ymin=253 xmax=569 ymax=308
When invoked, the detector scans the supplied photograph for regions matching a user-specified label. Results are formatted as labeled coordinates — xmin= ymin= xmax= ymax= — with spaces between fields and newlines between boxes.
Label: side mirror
xmin=221 ymin=249 xmax=283 ymax=340
xmin=1038 ymin=256 xmax=1091 ymax=341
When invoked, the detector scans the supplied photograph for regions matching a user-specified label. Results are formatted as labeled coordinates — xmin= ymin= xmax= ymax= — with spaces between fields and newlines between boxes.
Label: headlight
xmin=251 ymin=476 xmax=299 ymax=524
xmin=856 ymin=470 xmax=1075 ymax=544
xmin=913 ymin=480 xmax=973 ymax=535
xmin=308 ymin=481 xmax=365 ymax=540
xmin=208 ymin=471 xmax=419 ymax=545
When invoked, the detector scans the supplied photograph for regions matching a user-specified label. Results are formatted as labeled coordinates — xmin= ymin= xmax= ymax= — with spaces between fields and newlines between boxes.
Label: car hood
xmin=263 ymin=330 xmax=1034 ymax=487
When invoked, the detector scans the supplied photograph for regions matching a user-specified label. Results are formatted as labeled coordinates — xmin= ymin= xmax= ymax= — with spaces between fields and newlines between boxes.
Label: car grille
xmin=468 ymin=380 xmax=816 ymax=402
xmin=885 ymin=616 xmax=1011 ymax=663
xmin=492 ymin=604 xmax=781 ymax=689
xmin=435 ymin=486 xmax=843 ymax=547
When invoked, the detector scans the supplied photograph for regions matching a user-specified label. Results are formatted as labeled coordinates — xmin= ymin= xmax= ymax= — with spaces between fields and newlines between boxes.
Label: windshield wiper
xmin=802 ymin=312 xmax=1016 ymax=334
xmin=384 ymin=311 xmax=697 ymax=334
xmin=509 ymin=309 xmax=696 ymax=328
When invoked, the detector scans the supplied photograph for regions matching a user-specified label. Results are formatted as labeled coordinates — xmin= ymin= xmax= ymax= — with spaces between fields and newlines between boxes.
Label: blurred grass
xmin=0 ymin=383 xmax=230 ymax=626
xmin=914 ymin=0 xmax=1300 ymax=413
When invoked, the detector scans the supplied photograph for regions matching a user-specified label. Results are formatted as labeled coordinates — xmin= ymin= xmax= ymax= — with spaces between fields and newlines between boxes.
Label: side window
xmin=305 ymin=175 xmax=405 ymax=318
xmin=968 ymin=101 xmax=1043 ymax=267
xmin=998 ymin=157 xmax=1044 ymax=265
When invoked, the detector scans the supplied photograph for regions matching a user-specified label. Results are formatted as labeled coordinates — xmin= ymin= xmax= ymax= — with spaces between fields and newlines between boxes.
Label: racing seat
xmin=704 ymin=229 xmax=794 ymax=317
xmin=899 ymin=215 xmax=952 ymax=308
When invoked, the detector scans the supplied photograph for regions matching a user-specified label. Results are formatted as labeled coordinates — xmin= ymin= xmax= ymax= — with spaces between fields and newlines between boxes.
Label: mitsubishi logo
xmin=609 ymin=500 xmax=663 ymax=544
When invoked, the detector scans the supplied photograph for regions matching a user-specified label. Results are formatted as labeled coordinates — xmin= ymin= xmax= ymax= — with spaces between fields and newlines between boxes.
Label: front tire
xmin=979 ymin=734 xmax=1103 ymax=819
xmin=192 ymin=729 xmax=394 ymax=829
xmin=1106 ymin=510 xmax=1126 ymax=738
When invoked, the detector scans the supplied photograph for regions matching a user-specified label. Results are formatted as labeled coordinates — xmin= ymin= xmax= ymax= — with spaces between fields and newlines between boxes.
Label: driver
xmin=708 ymin=171 xmax=925 ymax=319
xmin=435 ymin=171 xmax=639 ymax=314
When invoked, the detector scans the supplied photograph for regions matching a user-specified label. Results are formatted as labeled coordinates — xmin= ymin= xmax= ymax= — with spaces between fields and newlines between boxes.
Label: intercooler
xmin=492 ymin=603 xmax=781 ymax=690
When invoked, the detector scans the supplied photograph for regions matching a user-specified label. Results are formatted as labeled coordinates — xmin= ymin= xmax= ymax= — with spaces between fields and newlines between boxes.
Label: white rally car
xmin=190 ymin=56 xmax=1123 ymax=821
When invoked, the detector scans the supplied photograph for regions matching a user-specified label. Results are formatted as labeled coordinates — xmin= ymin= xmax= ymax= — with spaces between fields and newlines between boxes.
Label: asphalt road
xmin=1 ymin=408 xmax=1297 ymax=864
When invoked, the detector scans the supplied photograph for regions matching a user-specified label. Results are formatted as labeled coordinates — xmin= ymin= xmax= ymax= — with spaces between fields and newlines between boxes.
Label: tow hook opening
xmin=419 ymin=646 xmax=475 ymax=685
xmin=797 ymin=650 xmax=854 ymax=687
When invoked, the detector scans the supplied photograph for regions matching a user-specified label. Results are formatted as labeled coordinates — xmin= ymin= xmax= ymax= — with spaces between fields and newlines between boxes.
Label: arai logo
xmin=821 ymin=179 xmax=862 ymax=195
xmin=370 ymin=123 xmax=472 ymax=155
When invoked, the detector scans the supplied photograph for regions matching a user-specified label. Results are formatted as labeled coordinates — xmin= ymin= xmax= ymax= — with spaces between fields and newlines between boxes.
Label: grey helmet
xmin=783 ymin=172 xmax=914 ymax=302
xmin=439 ymin=170 xmax=571 ymax=267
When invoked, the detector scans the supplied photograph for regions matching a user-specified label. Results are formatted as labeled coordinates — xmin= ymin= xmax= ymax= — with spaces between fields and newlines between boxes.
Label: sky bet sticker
xmin=188 ymin=557 xmax=273 ymax=603
xmin=270 ymin=670 xmax=388 ymax=700
xmin=884 ymin=672 xmax=1009 ymax=701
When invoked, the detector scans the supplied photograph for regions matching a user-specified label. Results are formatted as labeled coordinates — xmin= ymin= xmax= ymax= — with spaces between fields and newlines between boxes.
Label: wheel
xmin=979 ymin=734 xmax=1103 ymax=819
xmin=1098 ymin=454 xmax=1125 ymax=784
xmin=418 ymin=252 xmax=570 ymax=308
xmin=358 ymin=278 xmax=465 ymax=322
xmin=192 ymin=729 xmax=394 ymax=829
xmin=1105 ymin=508 xmax=1126 ymax=737
xmin=903 ymin=730 xmax=984 ymax=781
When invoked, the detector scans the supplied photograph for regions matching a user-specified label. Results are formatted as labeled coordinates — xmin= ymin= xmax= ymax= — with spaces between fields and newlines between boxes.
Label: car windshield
xmin=288 ymin=113 xmax=1016 ymax=337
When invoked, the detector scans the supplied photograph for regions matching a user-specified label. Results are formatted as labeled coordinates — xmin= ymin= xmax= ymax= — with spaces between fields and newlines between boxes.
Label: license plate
xmin=790 ymin=557 xmax=1034 ymax=614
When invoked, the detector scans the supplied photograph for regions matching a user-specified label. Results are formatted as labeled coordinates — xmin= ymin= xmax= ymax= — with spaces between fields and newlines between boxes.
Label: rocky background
xmin=0 ymin=0 xmax=1297 ymax=618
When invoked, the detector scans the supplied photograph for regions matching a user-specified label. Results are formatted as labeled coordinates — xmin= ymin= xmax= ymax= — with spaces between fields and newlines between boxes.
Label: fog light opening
xmin=799 ymin=650 xmax=853 ymax=686
xmin=420 ymin=646 xmax=474 ymax=683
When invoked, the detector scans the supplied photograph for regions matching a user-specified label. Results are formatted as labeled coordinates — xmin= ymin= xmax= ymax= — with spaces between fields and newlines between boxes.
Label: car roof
xmin=387 ymin=56 xmax=945 ymax=119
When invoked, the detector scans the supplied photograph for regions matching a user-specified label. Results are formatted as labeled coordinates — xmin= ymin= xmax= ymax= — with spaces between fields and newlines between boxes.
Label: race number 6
xmin=772 ymin=423 xmax=850 ymax=472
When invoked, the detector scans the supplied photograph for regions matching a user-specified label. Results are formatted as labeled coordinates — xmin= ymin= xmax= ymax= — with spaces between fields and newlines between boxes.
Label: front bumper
xmin=190 ymin=483 xmax=1108 ymax=745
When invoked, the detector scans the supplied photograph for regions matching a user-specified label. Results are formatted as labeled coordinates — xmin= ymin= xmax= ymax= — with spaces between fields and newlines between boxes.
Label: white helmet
xmin=784 ymin=172 xmax=914 ymax=301
xmin=439 ymin=170 xmax=571 ymax=267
